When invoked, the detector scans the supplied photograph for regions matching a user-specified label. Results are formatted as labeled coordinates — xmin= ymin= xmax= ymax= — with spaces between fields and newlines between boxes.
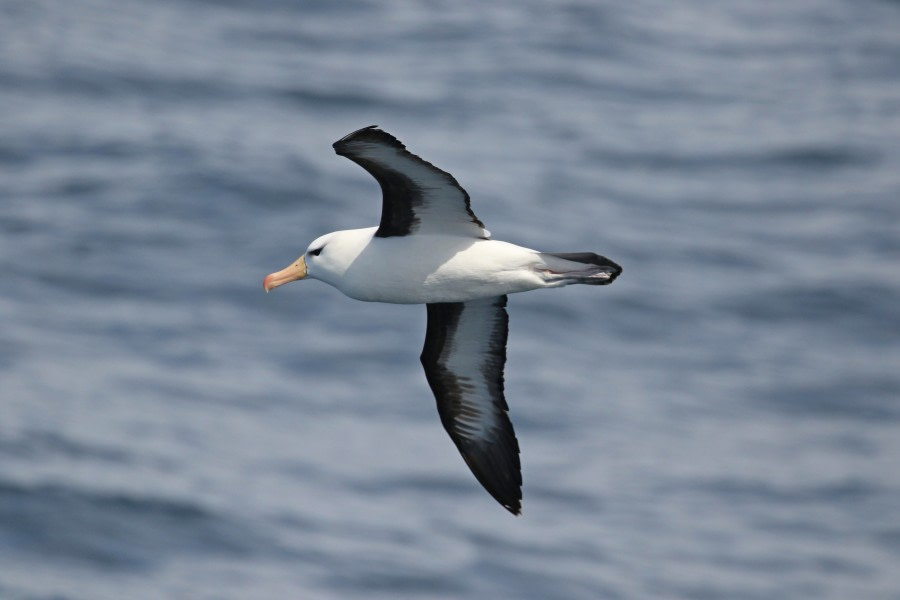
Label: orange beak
xmin=263 ymin=255 xmax=308 ymax=293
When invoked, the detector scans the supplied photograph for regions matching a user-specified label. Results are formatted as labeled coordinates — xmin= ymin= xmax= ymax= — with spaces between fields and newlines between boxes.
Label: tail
xmin=538 ymin=252 xmax=622 ymax=286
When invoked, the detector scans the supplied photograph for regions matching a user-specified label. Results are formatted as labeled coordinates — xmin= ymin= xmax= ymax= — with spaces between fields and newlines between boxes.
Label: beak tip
xmin=263 ymin=256 xmax=307 ymax=293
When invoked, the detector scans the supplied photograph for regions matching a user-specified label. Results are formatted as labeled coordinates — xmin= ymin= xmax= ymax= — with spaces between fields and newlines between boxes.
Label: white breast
xmin=320 ymin=233 xmax=546 ymax=304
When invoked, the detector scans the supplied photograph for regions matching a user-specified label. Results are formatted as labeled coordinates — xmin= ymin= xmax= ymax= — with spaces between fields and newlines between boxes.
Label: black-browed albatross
xmin=264 ymin=126 xmax=621 ymax=515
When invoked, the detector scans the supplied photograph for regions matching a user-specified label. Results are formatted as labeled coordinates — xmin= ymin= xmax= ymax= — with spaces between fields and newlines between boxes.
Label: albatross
xmin=264 ymin=126 xmax=622 ymax=515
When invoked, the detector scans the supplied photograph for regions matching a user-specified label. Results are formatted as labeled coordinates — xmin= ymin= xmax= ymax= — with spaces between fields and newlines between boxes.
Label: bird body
xmin=296 ymin=227 xmax=610 ymax=304
xmin=264 ymin=126 xmax=621 ymax=514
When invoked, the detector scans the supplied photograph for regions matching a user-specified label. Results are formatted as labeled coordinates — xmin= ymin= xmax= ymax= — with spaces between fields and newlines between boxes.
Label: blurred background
xmin=2 ymin=1 xmax=899 ymax=598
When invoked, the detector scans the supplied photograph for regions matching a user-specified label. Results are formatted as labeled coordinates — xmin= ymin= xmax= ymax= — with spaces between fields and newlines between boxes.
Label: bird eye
xmin=309 ymin=247 xmax=323 ymax=257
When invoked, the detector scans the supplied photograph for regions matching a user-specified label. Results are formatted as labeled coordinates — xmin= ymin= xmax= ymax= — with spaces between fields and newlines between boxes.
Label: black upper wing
xmin=333 ymin=126 xmax=489 ymax=239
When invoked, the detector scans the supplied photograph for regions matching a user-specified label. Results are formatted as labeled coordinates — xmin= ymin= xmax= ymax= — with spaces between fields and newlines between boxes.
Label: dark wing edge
xmin=420 ymin=295 xmax=522 ymax=515
xmin=332 ymin=125 xmax=486 ymax=238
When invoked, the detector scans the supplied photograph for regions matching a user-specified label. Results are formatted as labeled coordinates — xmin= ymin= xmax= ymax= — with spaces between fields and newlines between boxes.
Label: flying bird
xmin=264 ymin=126 xmax=622 ymax=514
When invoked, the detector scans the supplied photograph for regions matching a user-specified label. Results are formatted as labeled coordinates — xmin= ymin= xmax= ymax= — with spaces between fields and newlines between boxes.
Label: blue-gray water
xmin=2 ymin=1 xmax=900 ymax=598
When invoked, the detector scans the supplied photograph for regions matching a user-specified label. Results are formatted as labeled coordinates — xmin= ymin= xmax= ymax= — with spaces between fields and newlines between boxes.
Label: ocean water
xmin=2 ymin=1 xmax=900 ymax=598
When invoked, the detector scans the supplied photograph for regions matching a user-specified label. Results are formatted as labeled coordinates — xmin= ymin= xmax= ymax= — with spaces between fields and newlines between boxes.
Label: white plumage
xmin=297 ymin=227 xmax=613 ymax=304
xmin=264 ymin=126 xmax=622 ymax=515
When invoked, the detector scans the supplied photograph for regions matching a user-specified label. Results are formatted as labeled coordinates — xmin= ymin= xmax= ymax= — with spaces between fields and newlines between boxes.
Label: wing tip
xmin=504 ymin=499 xmax=523 ymax=516
xmin=492 ymin=482 xmax=522 ymax=515
xmin=493 ymin=478 xmax=523 ymax=516
xmin=333 ymin=125 xmax=406 ymax=154
xmin=333 ymin=124 xmax=377 ymax=146
xmin=459 ymin=438 xmax=523 ymax=517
